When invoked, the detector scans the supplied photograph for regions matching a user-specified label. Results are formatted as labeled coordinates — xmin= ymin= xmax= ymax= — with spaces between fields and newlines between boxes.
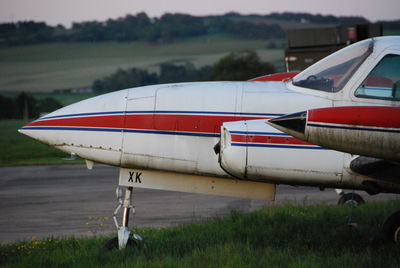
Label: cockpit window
xmin=292 ymin=39 xmax=374 ymax=92
xmin=355 ymin=54 xmax=400 ymax=100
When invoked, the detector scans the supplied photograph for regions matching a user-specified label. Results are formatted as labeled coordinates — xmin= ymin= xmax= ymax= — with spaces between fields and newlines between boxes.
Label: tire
xmin=337 ymin=193 xmax=365 ymax=206
xmin=103 ymin=237 xmax=137 ymax=250
xmin=382 ymin=210 xmax=400 ymax=244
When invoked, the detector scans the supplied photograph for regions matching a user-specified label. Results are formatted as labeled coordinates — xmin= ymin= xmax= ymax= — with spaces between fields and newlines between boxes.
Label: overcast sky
xmin=1 ymin=0 xmax=399 ymax=27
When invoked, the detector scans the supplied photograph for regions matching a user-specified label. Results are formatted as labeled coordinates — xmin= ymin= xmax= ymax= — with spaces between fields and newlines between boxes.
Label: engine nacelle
xmin=219 ymin=119 xmax=400 ymax=193
xmin=219 ymin=119 xmax=346 ymax=187
xmin=219 ymin=121 xmax=248 ymax=179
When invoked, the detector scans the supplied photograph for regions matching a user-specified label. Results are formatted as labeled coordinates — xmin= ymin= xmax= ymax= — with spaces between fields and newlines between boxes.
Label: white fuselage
xmin=20 ymin=81 xmax=399 ymax=193
xmin=19 ymin=36 xmax=400 ymax=194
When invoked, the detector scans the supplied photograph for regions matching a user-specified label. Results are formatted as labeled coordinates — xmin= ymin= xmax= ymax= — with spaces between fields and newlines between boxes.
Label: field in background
xmin=0 ymin=120 xmax=83 ymax=166
xmin=0 ymin=36 xmax=284 ymax=166
xmin=1 ymin=201 xmax=400 ymax=267
xmin=0 ymin=34 xmax=285 ymax=93
xmin=1 ymin=91 xmax=97 ymax=106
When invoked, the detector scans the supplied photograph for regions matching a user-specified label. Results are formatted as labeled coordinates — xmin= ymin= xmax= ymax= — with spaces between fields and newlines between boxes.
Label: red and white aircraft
xmin=19 ymin=36 xmax=400 ymax=248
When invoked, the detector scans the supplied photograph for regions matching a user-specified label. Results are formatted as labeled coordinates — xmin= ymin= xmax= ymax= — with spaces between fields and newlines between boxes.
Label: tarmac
xmin=0 ymin=164 xmax=398 ymax=244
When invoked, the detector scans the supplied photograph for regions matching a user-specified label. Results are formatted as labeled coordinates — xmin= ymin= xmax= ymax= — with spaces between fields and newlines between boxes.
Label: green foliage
xmin=267 ymin=12 xmax=369 ymax=24
xmin=155 ymin=13 xmax=208 ymax=42
xmin=0 ymin=95 xmax=14 ymax=119
xmin=0 ymin=21 xmax=56 ymax=45
xmin=91 ymin=50 xmax=275 ymax=92
xmin=93 ymin=68 xmax=158 ymax=93
xmin=208 ymin=50 xmax=275 ymax=81
xmin=0 ymin=12 xmax=374 ymax=46
xmin=209 ymin=18 xmax=285 ymax=39
xmin=1 ymin=201 xmax=400 ymax=267
xmin=13 ymin=92 xmax=39 ymax=119
xmin=0 ymin=93 xmax=62 ymax=120
xmin=0 ymin=12 xmax=372 ymax=46
xmin=92 ymin=63 xmax=210 ymax=93
xmin=0 ymin=13 xmax=285 ymax=45
xmin=159 ymin=62 xmax=212 ymax=84
xmin=37 ymin=97 xmax=64 ymax=113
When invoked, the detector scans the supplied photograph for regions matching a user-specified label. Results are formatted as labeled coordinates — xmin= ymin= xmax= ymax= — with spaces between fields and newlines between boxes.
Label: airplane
xmin=19 ymin=36 xmax=400 ymax=249
xmin=268 ymin=106 xmax=400 ymax=163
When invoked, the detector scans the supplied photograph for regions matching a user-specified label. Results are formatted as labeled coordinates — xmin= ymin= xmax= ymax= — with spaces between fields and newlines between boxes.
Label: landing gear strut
xmin=103 ymin=186 xmax=143 ymax=250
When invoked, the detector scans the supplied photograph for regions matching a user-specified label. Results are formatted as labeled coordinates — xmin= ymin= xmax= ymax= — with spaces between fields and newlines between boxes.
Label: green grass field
xmin=1 ymin=201 xmax=400 ymax=267
xmin=0 ymin=35 xmax=284 ymax=93
xmin=0 ymin=120 xmax=83 ymax=166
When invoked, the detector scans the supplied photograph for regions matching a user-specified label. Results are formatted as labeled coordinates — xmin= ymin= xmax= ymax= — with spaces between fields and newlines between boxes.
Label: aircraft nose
xmin=18 ymin=119 xmax=62 ymax=146
xmin=267 ymin=111 xmax=307 ymax=140
xmin=18 ymin=89 xmax=129 ymax=147
xmin=18 ymin=126 xmax=34 ymax=139
xmin=17 ymin=89 xmax=130 ymax=165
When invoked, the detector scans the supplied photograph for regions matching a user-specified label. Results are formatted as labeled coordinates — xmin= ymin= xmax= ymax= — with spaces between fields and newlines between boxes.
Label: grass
xmin=1 ymin=201 xmax=400 ymax=267
xmin=0 ymin=35 xmax=284 ymax=93
xmin=0 ymin=120 xmax=83 ymax=166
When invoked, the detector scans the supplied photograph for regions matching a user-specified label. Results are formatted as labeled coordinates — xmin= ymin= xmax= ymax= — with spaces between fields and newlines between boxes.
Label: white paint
xmin=19 ymin=36 xmax=400 ymax=195
xmin=119 ymin=168 xmax=276 ymax=201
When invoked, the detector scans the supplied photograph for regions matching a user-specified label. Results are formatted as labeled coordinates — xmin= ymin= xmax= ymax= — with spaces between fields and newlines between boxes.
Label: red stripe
xmin=249 ymin=72 xmax=299 ymax=82
xmin=231 ymin=134 xmax=312 ymax=145
xmin=308 ymin=106 xmax=400 ymax=128
xmin=26 ymin=115 xmax=125 ymax=128
xmin=26 ymin=114 xmax=270 ymax=134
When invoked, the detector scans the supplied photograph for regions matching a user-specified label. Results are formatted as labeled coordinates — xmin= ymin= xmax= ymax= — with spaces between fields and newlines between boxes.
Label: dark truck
xmin=285 ymin=23 xmax=382 ymax=71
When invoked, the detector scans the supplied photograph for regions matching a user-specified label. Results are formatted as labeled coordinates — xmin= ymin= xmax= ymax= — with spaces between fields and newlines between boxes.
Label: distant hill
xmin=215 ymin=12 xmax=369 ymax=29
xmin=0 ymin=12 xmax=374 ymax=46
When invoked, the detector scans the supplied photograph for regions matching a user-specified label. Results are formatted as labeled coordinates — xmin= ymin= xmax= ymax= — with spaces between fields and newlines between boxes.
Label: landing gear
xmin=103 ymin=186 xmax=143 ymax=250
xmin=382 ymin=210 xmax=400 ymax=244
xmin=338 ymin=192 xmax=365 ymax=206
xmin=335 ymin=189 xmax=364 ymax=206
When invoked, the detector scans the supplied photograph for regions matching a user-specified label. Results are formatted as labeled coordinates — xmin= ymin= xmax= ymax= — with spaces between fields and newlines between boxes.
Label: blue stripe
xmin=231 ymin=142 xmax=325 ymax=150
xmin=41 ymin=111 xmax=125 ymax=120
xmin=124 ymin=129 xmax=219 ymax=137
xmin=307 ymin=123 xmax=400 ymax=134
xmin=137 ymin=110 xmax=283 ymax=116
xmin=40 ymin=110 xmax=284 ymax=120
xmin=21 ymin=127 xmax=325 ymax=148
xmin=229 ymin=131 xmax=290 ymax=136
xmin=20 ymin=126 xmax=219 ymax=137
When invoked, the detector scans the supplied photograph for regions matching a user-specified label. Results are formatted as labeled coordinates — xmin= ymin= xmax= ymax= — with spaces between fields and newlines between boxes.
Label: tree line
xmin=0 ymin=51 xmax=275 ymax=119
xmin=93 ymin=50 xmax=275 ymax=93
xmin=0 ymin=12 xmax=371 ymax=45
xmin=258 ymin=12 xmax=369 ymax=24
xmin=0 ymin=93 xmax=62 ymax=120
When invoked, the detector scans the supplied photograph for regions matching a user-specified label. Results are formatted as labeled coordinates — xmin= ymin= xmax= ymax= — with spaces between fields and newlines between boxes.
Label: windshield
xmin=292 ymin=39 xmax=374 ymax=92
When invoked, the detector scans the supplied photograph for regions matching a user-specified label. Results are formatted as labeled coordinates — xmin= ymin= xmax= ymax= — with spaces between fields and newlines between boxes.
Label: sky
xmin=0 ymin=0 xmax=399 ymax=27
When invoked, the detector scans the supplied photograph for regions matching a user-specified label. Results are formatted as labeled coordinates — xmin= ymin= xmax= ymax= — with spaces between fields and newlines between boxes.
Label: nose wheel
xmin=103 ymin=186 xmax=143 ymax=250
xmin=337 ymin=192 xmax=365 ymax=206
xmin=335 ymin=189 xmax=364 ymax=206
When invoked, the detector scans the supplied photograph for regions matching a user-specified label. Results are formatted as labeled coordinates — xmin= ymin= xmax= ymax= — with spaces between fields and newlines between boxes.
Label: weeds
xmin=1 ymin=201 xmax=400 ymax=267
